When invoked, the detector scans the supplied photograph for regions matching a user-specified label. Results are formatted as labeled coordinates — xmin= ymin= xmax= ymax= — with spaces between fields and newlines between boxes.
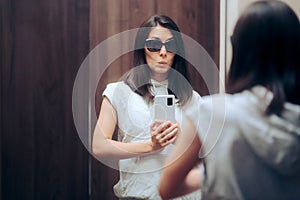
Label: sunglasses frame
xmin=145 ymin=38 xmax=176 ymax=53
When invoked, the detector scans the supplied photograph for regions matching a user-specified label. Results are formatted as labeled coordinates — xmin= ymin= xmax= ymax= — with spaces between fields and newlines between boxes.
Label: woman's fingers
xmin=157 ymin=125 xmax=176 ymax=139
xmin=150 ymin=120 xmax=179 ymax=148
xmin=151 ymin=120 xmax=169 ymax=135
xmin=153 ymin=121 xmax=171 ymax=134
xmin=157 ymin=124 xmax=179 ymax=145
xmin=160 ymin=136 xmax=177 ymax=146
xmin=150 ymin=120 xmax=165 ymax=131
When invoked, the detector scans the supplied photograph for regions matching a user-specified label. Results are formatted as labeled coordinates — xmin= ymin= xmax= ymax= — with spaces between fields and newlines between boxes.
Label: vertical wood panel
xmin=1 ymin=2 xmax=36 ymax=199
xmin=90 ymin=0 xmax=219 ymax=199
xmin=157 ymin=0 xmax=220 ymax=95
xmin=0 ymin=1 xmax=13 ymax=198
xmin=1 ymin=0 xmax=90 ymax=199
xmin=196 ymin=0 xmax=220 ymax=94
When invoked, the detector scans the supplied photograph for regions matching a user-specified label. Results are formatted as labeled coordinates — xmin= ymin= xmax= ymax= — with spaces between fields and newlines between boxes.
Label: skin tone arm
xmin=158 ymin=118 xmax=202 ymax=199
xmin=92 ymin=97 xmax=178 ymax=160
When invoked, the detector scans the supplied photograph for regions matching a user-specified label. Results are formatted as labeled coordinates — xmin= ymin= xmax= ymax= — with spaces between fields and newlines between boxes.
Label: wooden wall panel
xmin=1 ymin=0 xmax=90 ymax=199
xmin=0 ymin=1 xmax=11 ymax=198
xmin=156 ymin=0 xmax=220 ymax=95
xmin=90 ymin=0 xmax=219 ymax=199
xmin=196 ymin=0 xmax=220 ymax=94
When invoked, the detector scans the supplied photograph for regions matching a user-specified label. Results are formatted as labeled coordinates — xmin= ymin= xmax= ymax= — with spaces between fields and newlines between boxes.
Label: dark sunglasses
xmin=145 ymin=38 xmax=176 ymax=53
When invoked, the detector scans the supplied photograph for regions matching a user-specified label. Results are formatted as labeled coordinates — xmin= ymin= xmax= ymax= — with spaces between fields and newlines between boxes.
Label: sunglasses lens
xmin=145 ymin=40 xmax=162 ymax=52
xmin=165 ymin=39 xmax=176 ymax=53
xmin=145 ymin=39 xmax=177 ymax=53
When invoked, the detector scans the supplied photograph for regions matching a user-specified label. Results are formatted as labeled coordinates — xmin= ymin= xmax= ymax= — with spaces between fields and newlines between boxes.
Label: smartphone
xmin=153 ymin=94 xmax=175 ymax=122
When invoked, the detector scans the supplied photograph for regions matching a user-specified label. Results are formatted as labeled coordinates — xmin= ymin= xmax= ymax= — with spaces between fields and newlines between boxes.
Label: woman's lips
xmin=158 ymin=61 xmax=168 ymax=65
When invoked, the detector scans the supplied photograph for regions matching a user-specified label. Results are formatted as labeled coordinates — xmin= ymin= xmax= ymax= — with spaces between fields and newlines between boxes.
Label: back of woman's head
xmin=227 ymin=0 xmax=300 ymax=114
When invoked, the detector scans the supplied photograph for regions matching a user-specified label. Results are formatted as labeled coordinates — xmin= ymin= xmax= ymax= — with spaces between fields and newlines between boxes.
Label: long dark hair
xmin=226 ymin=0 xmax=300 ymax=115
xmin=122 ymin=15 xmax=193 ymax=106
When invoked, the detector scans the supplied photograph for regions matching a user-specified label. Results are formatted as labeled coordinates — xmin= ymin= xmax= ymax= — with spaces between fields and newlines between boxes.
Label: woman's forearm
xmin=92 ymin=138 xmax=154 ymax=160
xmin=159 ymin=119 xmax=202 ymax=199
xmin=92 ymin=97 xmax=157 ymax=160
xmin=160 ymin=168 xmax=201 ymax=199
xmin=92 ymin=119 xmax=178 ymax=160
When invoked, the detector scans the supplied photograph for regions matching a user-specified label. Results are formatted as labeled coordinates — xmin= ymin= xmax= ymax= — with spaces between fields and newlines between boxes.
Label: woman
xmin=159 ymin=1 xmax=300 ymax=199
xmin=92 ymin=15 xmax=202 ymax=199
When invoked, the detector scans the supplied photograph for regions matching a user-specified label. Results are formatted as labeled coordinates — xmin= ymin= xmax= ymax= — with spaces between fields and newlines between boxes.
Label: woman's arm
xmin=92 ymin=97 xmax=178 ymax=160
xmin=158 ymin=118 xmax=202 ymax=199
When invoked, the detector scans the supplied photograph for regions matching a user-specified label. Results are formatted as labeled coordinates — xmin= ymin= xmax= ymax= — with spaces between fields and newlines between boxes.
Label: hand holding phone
xmin=150 ymin=120 xmax=178 ymax=149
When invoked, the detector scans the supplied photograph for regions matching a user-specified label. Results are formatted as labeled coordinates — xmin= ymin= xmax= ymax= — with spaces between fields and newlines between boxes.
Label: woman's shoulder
xmin=105 ymin=81 xmax=133 ymax=93
xmin=180 ymin=90 xmax=202 ymax=111
xmin=186 ymin=90 xmax=202 ymax=104
xmin=106 ymin=81 xmax=129 ymax=89
xmin=198 ymin=89 xmax=264 ymax=124
xmin=201 ymin=89 xmax=257 ymax=107
xmin=103 ymin=81 xmax=133 ymax=99
xmin=192 ymin=90 xmax=202 ymax=100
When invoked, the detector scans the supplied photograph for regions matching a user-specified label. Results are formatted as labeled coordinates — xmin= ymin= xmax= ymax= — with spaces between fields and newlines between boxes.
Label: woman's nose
xmin=159 ymin=45 xmax=167 ymax=57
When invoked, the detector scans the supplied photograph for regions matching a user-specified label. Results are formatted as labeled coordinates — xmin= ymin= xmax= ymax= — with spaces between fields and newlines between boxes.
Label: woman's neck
xmin=151 ymin=75 xmax=168 ymax=82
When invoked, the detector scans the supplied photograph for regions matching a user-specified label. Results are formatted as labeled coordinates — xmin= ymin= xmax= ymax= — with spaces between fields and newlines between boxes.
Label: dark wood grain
xmin=1 ymin=0 xmax=90 ymax=199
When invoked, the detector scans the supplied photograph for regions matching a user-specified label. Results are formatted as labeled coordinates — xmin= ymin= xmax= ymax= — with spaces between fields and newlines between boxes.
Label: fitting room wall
xmin=0 ymin=1 xmax=90 ymax=199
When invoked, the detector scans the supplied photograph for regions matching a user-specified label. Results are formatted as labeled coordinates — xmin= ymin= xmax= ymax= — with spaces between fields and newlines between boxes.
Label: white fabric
xmin=102 ymin=81 xmax=202 ymax=199
xmin=150 ymin=79 xmax=168 ymax=95
xmin=188 ymin=86 xmax=300 ymax=200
